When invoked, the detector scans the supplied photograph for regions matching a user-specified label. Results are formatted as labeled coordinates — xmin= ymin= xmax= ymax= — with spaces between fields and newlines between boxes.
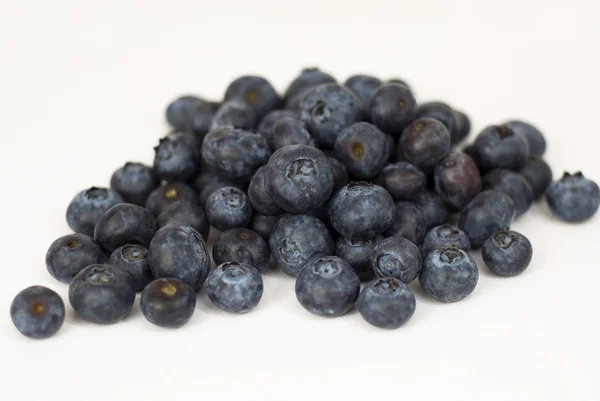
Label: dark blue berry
xmin=224 ymin=75 xmax=281 ymax=120
xmin=156 ymin=201 xmax=210 ymax=240
xmin=344 ymin=74 xmax=382 ymax=110
xmin=210 ymin=100 xmax=258 ymax=130
xmin=384 ymin=201 xmax=427 ymax=245
xmin=452 ymin=110 xmax=471 ymax=144
xmin=196 ymin=175 xmax=245 ymax=208
xmin=270 ymin=117 xmax=316 ymax=150
xmin=140 ymin=278 xmax=196 ymax=328
xmin=386 ymin=78 xmax=412 ymax=90
xmin=356 ymin=278 xmax=416 ymax=329
xmin=145 ymin=182 xmax=197 ymax=217
xmin=519 ymin=157 xmax=553 ymax=200
xmin=334 ymin=122 xmax=390 ymax=180
xmin=415 ymin=190 xmax=451 ymax=229
xmin=421 ymin=224 xmax=470 ymax=258
xmin=471 ymin=125 xmax=529 ymax=171
xmin=207 ymin=262 xmax=263 ymax=313
xmin=335 ymin=235 xmax=383 ymax=281
xmin=504 ymin=120 xmax=546 ymax=157
xmin=66 ymin=187 xmax=124 ymax=236
xmin=110 ymin=162 xmax=158 ymax=206
xmin=248 ymin=165 xmax=283 ymax=216
xmin=399 ymin=118 xmax=451 ymax=168
xmin=434 ymin=151 xmax=482 ymax=209
xmin=153 ymin=132 xmax=198 ymax=183
xmin=257 ymin=109 xmax=299 ymax=137
xmin=373 ymin=162 xmax=426 ymax=201
xmin=46 ymin=233 xmax=105 ymax=284
xmin=482 ymin=230 xmax=533 ymax=276
xmin=458 ymin=190 xmax=515 ymax=248
xmin=94 ymin=203 xmax=156 ymax=253
xmin=248 ymin=213 xmax=280 ymax=241
xmin=369 ymin=83 xmax=417 ymax=137
xmin=546 ymin=172 xmax=600 ymax=222
xmin=415 ymin=102 xmax=456 ymax=142
xmin=482 ymin=169 xmax=534 ymax=217
xmin=284 ymin=67 xmax=336 ymax=109
xmin=165 ymin=95 xmax=218 ymax=138
xmin=213 ymin=228 xmax=270 ymax=273
xmin=371 ymin=236 xmax=422 ymax=284
xmin=11 ymin=286 xmax=65 ymax=339
xmin=328 ymin=156 xmax=349 ymax=192
xmin=108 ymin=244 xmax=153 ymax=291
xmin=205 ymin=187 xmax=253 ymax=231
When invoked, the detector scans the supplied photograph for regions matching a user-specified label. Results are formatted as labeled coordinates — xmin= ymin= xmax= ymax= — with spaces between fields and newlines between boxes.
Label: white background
xmin=1 ymin=1 xmax=599 ymax=400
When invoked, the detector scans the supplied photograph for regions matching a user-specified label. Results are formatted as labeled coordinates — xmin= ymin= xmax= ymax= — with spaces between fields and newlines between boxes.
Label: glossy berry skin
xmin=270 ymin=117 xmax=316 ymax=150
xmin=257 ymin=109 xmax=299 ymax=137
xmin=153 ymin=133 xmax=198 ymax=183
xmin=165 ymin=95 xmax=218 ymax=137
xmin=519 ymin=157 xmax=553 ymax=200
xmin=415 ymin=190 xmax=450 ymax=228
xmin=434 ymin=151 xmax=482 ymax=210
xmin=205 ymin=187 xmax=253 ymax=231
xmin=11 ymin=286 xmax=65 ymax=339
xmin=141 ymin=278 xmax=196 ymax=328
xmin=213 ymin=228 xmax=270 ymax=273
xmin=207 ymin=262 xmax=263 ymax=314
xmin=334 ymin=122 xmax=390 ymax=180
xmin=69 ymin=264 xmax=136 ymax=324
xmin=369 ymin=83 xmax=417 ymax=137
xmin=46 ymin=233 xmax=105 ymax=284
xmin=284 ymin=67 xmax=336 ymax=108
xmin=269 ymin=214 xmax=334 ymax=277
xmin=66 ymin=187 xmax=124 ymax=236
xmin=546 ymin=172 xmax=600 ymax=222
xmin=344 ymin=74 xmax=382 ymax=110
xmin=248 ymin=165 xmax=283 ymax=216
xmin=384 ymin=202 xmax=427 ymax=245
xmin=482 ymin=169 xmax=534 ymax=217
xmin=299 ymin=83 xmax=362 ymax=147
xmin=248 ymin=213 xmax=280 ymax=241
xmin=210 ymin=100 xmax=258 ymax=130
xmin=504 ymin=120 xmax=546 ymax=157
xmin=458 ymin=190 xmax=515 ymax=248
xmin=265 ymin=145 xmax=334 ymax=213
xmin=452 ymin=110 xmax=471 ymax=144
xmin=329 ymin=182 xmax=395 ymax=239
xmin=295 ymin=255 xmax=360 ymax=318
xmin=94 ymin=203 xmax=156 ymax=253
xmin=148 ymin=225 xmax=211 ymax=290
xmin=421 ymin=224 xmax=471 ymax=258
xmin=482 ymin=230 xmax=533 ymax=276
xmin=399 ymin=118 xmax=451 ymax=168
xmin=146 ymin=182 xmax=197 ymax=217
xmin=335 ymin=236 xmax=383 ymax=282
xmin=356 ymin=278 xmax=416 ymax=329
xmin=329 ymin=156 xmax=349 ymax=191
xmin=156 ymin=201 xmax=210 ymax=240
xmin=202 ymin=127 xmax=271 ymax=182
xmin=373 ymin=162 xmax=426 ymax=201
xmin=224 ymin=75 xmax=281 ymax=120
xmin=371 ymin=236 xmax=422 ymax=284
xmin=110 ymin=162 xmax=158 ymax=206
xmin=415 ymin=102 xmax=456 ymax=141
xmin=197 ymin=175 xmax=245 ymax=208
xmin=471 ymin=125 xmax=529 ymax=171
xmin=108 ymin=244 xmax=153 ymax=291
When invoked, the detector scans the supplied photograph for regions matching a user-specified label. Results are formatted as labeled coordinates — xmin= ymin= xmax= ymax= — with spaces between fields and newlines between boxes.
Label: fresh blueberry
xmin=165 ymin=95 xmax=218 ymax=138
xmin=110 ymin=162 xmax=158 ymax=206
xmin=386 ymin=78 xmax=412 ymax=91
xmin=257 ymin=109 xmax=299 ymax=136
xmin=519 ymin=157 xmax=553 ymax=200
xmin=224 ymin=75 xmax=281 ymax=120
xmin=419 ymin=245 xmax=479 ymax=302
xmin=284 ymin=67 xmax=336 ymax=109
xmin=45 ymin=233 xmax=105 ymax=284
xmin=399 ymin=118 xmax=451 ymax=168
xmin=69 ymin=264 xmax=136 ymax=324
xmin=295 ymin=255 xmax=360 ymax=317
xmin=66 ymin=187 xmax=124 ymax=236
xmin=11 ymin=286 xmax=65 ymax=339
xmin=415 ymin=190 xmax=451 ymax=228
xmin=384 ymin=202 xmax=427 ymax=245
xmin=108 ymin=244 xmax=154 ymax=291
xmin=356 ymin=278 xmax=416 ymax=329
xmin=369 ymin=83 xmax=417 ymax=137
xmin=269 ymin=214 xmax=334 ymax=277
xmin=206 ymin=262 xmax=263 ymax=313
xmin=482 ymin=169 xmax=534 ymax=217
xmin=148 ymin=225 xmax=211 ymax=290
xmin=248 ymin=213 xmax=280 ymax=241
xmin=334 ymin=122 xmax=390 ymax=180
xmin=156 ymin=201 xmax=210 ymax=240
xmin=458 ymin=190 xmax=515 ymax=248
xmin=248 ymin=166 xmax=283 ymax=216
xmin=210 ymin=100 xmax=258 ymax=130
xmin=265 ymin=145 xmax=334 ymax=213
xmin=326 ymin=157 xmax=349 ymax=192
xmin=482 ymin=230 xmax=533 ymax=276
xmin=213 ymin=228 xmax=270 ymax=273
xmin=270 ymin=117 xmax=316 ymax=150
xmin=145 ymin=182 xmax=197 ymax=217
xmin=471 ymin=125 xmax=529 ymax=171
xmin=94 ymin=203 xmax=157 ymax=253
xmin=329 ymin=182 xmax=395 ymax=239
xmin=153 ymin=132 xmax=198 ymax=183
xmin=421 ymin=224 xmax=471 ymax=258
xmin=205 ymin=187 xmax=253 ymax=231
xmin=452 ymin=109 xmax=471 ymax=144
xmin=415 ymin=102 xmax=456 ymax=142
xmin=335 ymin=235 xmax=383 ymax=281
xmin=434 ymin=151 xmax=482 ymax=209
xmin=370 ymin=236 xmax=422 ymax=284
xmin=140 ymin=278 xmax=196 ymax=328
xmin=197 ymin=175 xmax=245 ymax=208
xmin=503 ymin=120 xmax=546 ymax=157
xmin=546 ymin=172 xmax=600 ymax=222
xmin=344 ymin=74 xmax=382 ymax=110
xmin=373 ymin=162 xmax=426 ymax=201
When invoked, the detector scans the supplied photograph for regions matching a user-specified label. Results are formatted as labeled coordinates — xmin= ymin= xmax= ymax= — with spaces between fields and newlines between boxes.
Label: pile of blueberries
xmin=10 ymin=68 xmax=600 ymax=339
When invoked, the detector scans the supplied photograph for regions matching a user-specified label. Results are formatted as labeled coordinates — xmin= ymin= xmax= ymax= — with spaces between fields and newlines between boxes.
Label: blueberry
xmin=370 ymin=236 xmax=422 ymax=284
xmin=213 ymin=228 xmax=270 ymax=273
xmin=415 ymin=102 xmax=456 ymax=142
xmin=373 ymin=162 xmax=426 ymax=201
xmin=356 ymin=278 xmax=416 ymax=329
xmin=421 ymin=224 xmax=471 ymax=258
xmin=335 ymin=236 xmax=383 ymax=281
xmin=205 ymin=187 xmax=253 ymax=231
xmin=69 ymin=264 xmax=136 ymax=324
xmin=458 ymin=190 xmax=515 ymax=248
xmin=257 ymin=109 xmax=299 ymax=136
xmin=386 ymin=78 xmax=412 ymax=91
xmin=270 ymin=117 xmax=316 ymax=150
xmin=399 ymin=118 xmax=451 ymax=168
xmin=210 ymin=100 xmax=258 ymax=130
xmin=344 ymin=74 xmax=382 ymax=110
xmin=519 ymin=157 xmax=553 ymax=200
xmin=166 ymin=95 xmax=218 ymax=137
xmin=148 ymin=225 xmax=211 ymax=290
xmin=197 ymin=175 xmax=245 ymax=208
xmin=434 ymin=151 xmax=482 ymax=209
xmin=153 ymin=132 xmax=198 ymax=183
xmin=482 ymin=230 xmax=533 ymax=276
xmin=471 ymin=125 xmax=529 ymax=171
xmin=110 ymin=162 xmax=158 ymax=206
xmin=248 ymin=166 xmax=282 ymax=216
xmin=329 ymin=182 xmax=395 ymax=239
xmin=11 ymin=286 xmax=65 ymax=339
xmin=206 ymin=262 xmax=263 ymax=313
xmin=295 ymin=255 xmax=360 ymax=317
xmin=108 ymin=244 xmax=153 ymax=291
xmin=269 ymin=214 xmax=334 ymax=277
xmin=248 ymin=213 xmax=280 ymax=241
xmin=140 ymin=278 xmax=196 ymax=328
xmin=94 ymin=203 xmax=157 ymax=253
xmin=224 ymin=75 xmax=281 ymax=120
xmin=156 ymin=201 xmax=210 ymax=240
xmin=384 ymin=202 xmax=427 ymax=245
xmin=369 ymin=83 xmax=417 ymax=137
xmin=66 ymin=187 xmax=124 ymax=236
xmin=546 ymin=172 xmax=600 ymax=222
xmin=202 ymin=127 xmax=271 ymax=181
xmin=145 ymin=182 xmax=197 ymax=217
xmin=415 ymin=190 xmax=451 ymax=228
xmin=45 ymin=233 xmax=105 ymax=284
xmin=284 ymin=67 xmax=336 ymax=108
xmin=452 ymin=110 xmax=471 ymax=144
xmin=482 ymin=169 xmax=534 ymax=217
xmin=419 ymin=245 xmax=479 ymax=302
xmin=504 ymin=120 xmax=546 ymax=157
xmin=334 ymin=122 xmax=390 ymax=180
xmin=265 ymin=145 xmax=334 ymax=213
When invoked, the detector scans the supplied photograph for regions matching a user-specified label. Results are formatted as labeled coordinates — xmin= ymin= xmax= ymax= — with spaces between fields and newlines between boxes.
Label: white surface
xmin=1 ymin=1 xmax=599 ymax=400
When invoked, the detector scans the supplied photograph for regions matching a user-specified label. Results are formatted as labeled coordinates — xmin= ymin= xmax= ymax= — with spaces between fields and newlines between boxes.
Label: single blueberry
xmin=45 ymin=233 xmax=105 ymax=284
xmin=108 ymin=244 xmax=154 ymax=291
xmin=66 ymin=187 xmax=124 ymax=236
xmin=415 ymin=102 xmax=456 ymax=143
xmin=384 ymin=202 xmax=427 ymax=245
xmin=153 ymin=132 xmax=198 ymax=183
xmin=546 ymin=172 xmax=600 ymax=222
xmin=196 ymin=175 xmax=246 ymax=208
xmin=399 ymin=118 xmax=451 ymax=168
xmin=248 ymin=165 xmax=283 ymax=216
xmin=519 ymin=157 xmax=553 ymax=200
xmin=224 ymin=75 xmax=281 ymax=120
xmin=94 ymin=203 xmax=156 ymax=253
xmin=415 ymin=190 xmax=451 ymax=229
xmin=328 ymin=156 xmax=349 ymax=192
xmin=344 ymin=74 xmax=382 ymax=111
xmin=206 ymin=262 xmax=263 ymax=314
xmin=452 ymin=109 xmax=471 ymax=144
xmin=503 ymin=120 xmax=546 ymax=157
xmin=471 ymin=125 xmax=529 ymax=171
xmin=146 ymin=182 xmax=197 ymax=217
xmin=373 ymin=162 xmax=427 ymax=201
xmin=284 ymin=67 xmax=336 ymax=109
xmin=369 ymin=83 xmax=417 ymax=137
xmin=248 ymin=213 xmax=280 ymax=241
xmin=210 ymin=100 xmax=258 ymax=131
xmin=11 ymin=286 xmax=65 ymax=339
xmin=165 ymin=95 xmax=218 ymax=138
xmin=205 ymin=187 xmax=253 ymax=231
xmin=334 ymin=122 xmax=390 ymax=180
xmin=110 ymin=162 xmax=158 ymax=206
xmin=257 ymin=109 xmax=299 ymax=137
xmin=370 ymin=236 xmax=422 ymax=284
xmin=421 ymin=224 xmax=471 ymax=258
xmin=213 ymin=228 xmax=270 ymax=273
xmin=141 ymin=278 xmax=196 ymax=328
xmin=335 ymin=235 xmax=384 ymax=281
xmin=482 ymin=169 xmax=534 ymax=217
xmin=270 ymin=117 xmax=316 ymax=150
xmin=356 ymin=278 xmax=416 ymax=329
xmin=482 ymin=230 xmax=533 ymax=276
xmin=156 ymin=201 xmax=210 ymax=240
xmin=434 ymin=151 xmax=482 ymax=210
